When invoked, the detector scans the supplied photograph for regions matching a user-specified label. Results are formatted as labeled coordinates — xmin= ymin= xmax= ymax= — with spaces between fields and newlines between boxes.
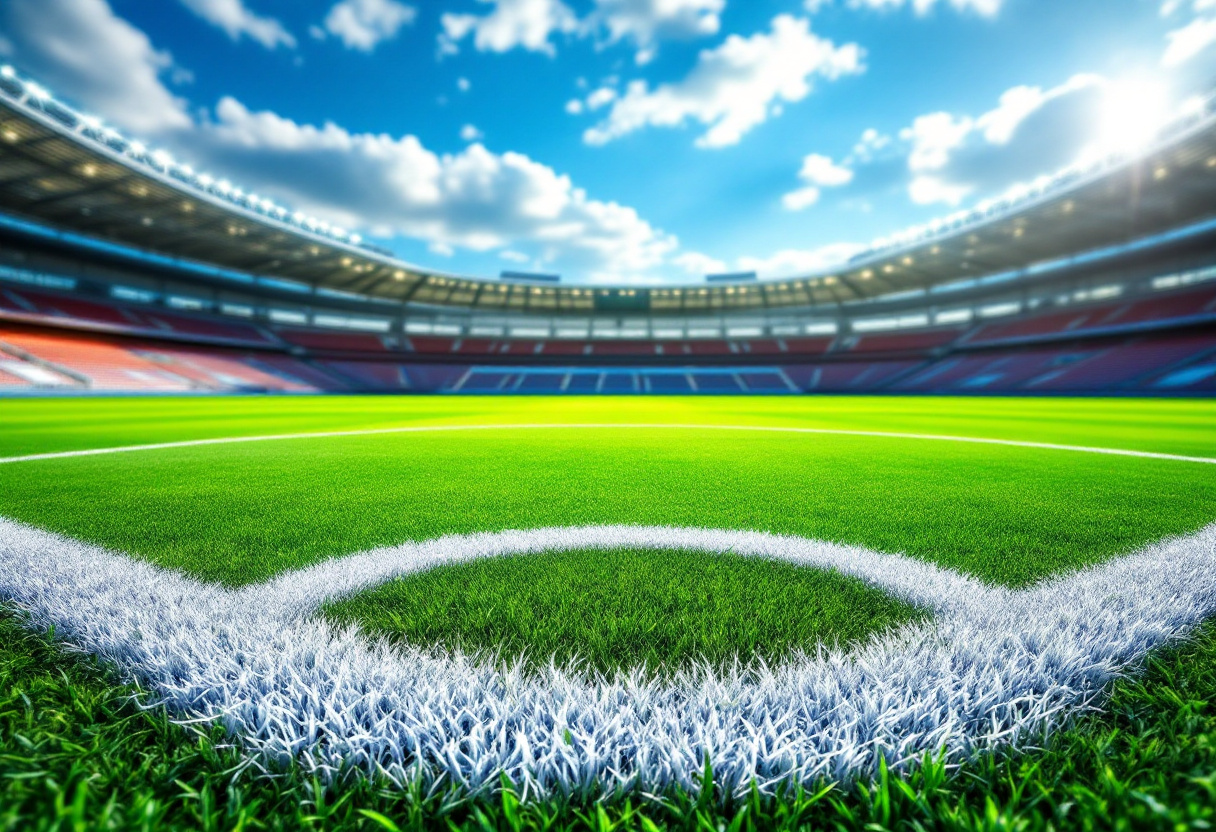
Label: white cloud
xmin=177 ymin=0 xmax=296 ymax=49
xmin=321 ymin=0 xmax=416 ymax=52
xmin=673 ymin=251 xmax=728 ymax=276
xmin=457 ymin=77 xmax=471 ymax=92
xmin=901 ymin=111 xmax=974 ymax=172
xmin=500 ymin=249 xmax=531 ymax=263
xmin=814 ymin=0 xmax=1003 ymax=15
xmin=0 ymin=0 xmax=678 ymax=280
xmin=736 ymin=242 xmax=865 ymax=277
xmin=460 ymin=124 xmax=484 ymax=141
xmin=1163 ymin=14 xmax=1216 ymax=65
xmin=592 ymin=0 xmax=724 ymax=64
xmin=850 ymin=127 xmax=891 ymax=161
xmin=198 ymin=98 xmax=677 ymax=278
xmin=895 ymin=74 xmax=1106 ymax=205
xmin=586 ymin=86 xmax=618 ymax=110
xmin=585 ymin=15 xmax=864 ymax=148
xmin=0 ymin=0 xmax=191 ymax=134
xmin=907 ymin=175 xmax=971 ymax=206
xmin=439 ymin=0 xmax=578 ymax=57
xmin=565 ymin=99 xmax=585 ymax=114
xmin=782 ymin=153 xmax=853 ymax=211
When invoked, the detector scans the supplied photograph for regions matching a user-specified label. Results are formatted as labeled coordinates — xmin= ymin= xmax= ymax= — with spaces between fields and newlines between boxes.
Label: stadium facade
xmin=0 ymin=66 xmax=1214 ymax=395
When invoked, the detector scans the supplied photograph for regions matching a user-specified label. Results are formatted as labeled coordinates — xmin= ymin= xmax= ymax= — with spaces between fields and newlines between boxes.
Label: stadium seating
xmin=849 ymin=329 xmax=963 ymax=354
xmin=1 ymin=276 xmax=1214 ymax=396
xmin=148 ymin=312 xmax=274 ymax=344
xmin=1025 ymin=334 xmax=1216 ymax=391
xmin=784 ymin=361 xmax=925 ymax=392
xmin=277 ymin=328 xmax=388 ymax=352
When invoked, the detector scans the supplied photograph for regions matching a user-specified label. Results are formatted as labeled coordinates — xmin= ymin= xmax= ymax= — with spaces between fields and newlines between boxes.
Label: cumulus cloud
xmin=807 ymin=0 xmax=1002 ymax=15
xmin=177 ymin=0 xmax=296 ymax=49
xmin=1159 ymin=0 xmax=1216 ymax=66
xmin=438 ymin=0 xmax=724 ymax=63
xmin=184 ymin=100 xmax=679 ymax=277
xmin=0 ymin=0 xmax=191 ymax=134
xmin=736 ymin=242 xmax=865 ymax=277
xmin=321 ymin=0 xmax=416 ymax=51
xmin=782 ymin=153 xmax=854 ymax=211
xmin=460 ymin=124 xmax=484 ymax=141
xmin=897 ymin=74 xmax=1105 ymax=205
xmin=439 ymin=0 xmax=578 ymax=57
xmin=592 ymin=0 xmax=725 ymax=64
xmin=1163 ymin=15 xmax=1216 ymax=65
xmin=585 ymin=15 xmax=864 ymax=148
xmin=673 ymin=250 xmax=729 ymax=276
xmin=1 ymin=0 xmax=678 ymax=279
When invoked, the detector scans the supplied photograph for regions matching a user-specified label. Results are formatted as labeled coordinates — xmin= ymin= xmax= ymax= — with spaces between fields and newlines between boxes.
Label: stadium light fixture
xmin=0 ymin=65 xmax=14 ymax=79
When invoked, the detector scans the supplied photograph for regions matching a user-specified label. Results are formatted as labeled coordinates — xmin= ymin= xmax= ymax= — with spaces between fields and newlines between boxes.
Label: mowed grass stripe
xmin=1 ymin=396 xmax=1214 ymax=458
xmin=1 ymin=428 xmax=1212 ymax=587
xmin=323 ymin=547 xmax=926 ymax=676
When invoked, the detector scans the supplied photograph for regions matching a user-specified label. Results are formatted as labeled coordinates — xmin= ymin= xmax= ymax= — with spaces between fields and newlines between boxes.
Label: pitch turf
xmin=324 ymin=546 xmax=925 ymax=675
xmin=1 ymin=394 xmax=1215 ymax=828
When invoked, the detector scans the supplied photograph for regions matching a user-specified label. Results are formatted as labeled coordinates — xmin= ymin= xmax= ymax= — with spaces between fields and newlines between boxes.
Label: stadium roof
xmin=3 ymin=66 xmax=1216 ymax=316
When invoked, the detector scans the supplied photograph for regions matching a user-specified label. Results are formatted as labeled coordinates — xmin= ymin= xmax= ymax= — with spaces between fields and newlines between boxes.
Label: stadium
xmin=1 ymin=1 xmax=1215 ymax=828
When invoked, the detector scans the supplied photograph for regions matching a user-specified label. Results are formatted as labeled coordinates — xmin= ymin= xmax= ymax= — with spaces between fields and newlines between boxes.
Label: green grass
xmin=324 ymin=547 xmax=925 ymax=676
xmin=2 ymin=395 xmax=1216 ymax=827
xmin=1 ymin=395 xmax=1214 ymax=457
xmin=4 ymin=606 xmax=1216 ymax=831
xmin=0 ymin=428 xmax=1212 ymax=587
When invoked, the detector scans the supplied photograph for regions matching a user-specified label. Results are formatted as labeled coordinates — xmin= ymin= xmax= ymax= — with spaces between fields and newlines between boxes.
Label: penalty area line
xmin=0 ymin=423 xmax=1213 ymax=466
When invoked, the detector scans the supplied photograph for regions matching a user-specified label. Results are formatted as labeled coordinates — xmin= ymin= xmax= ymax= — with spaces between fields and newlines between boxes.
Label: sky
xmin=1 ymin=0 xmax=1214 ymax=284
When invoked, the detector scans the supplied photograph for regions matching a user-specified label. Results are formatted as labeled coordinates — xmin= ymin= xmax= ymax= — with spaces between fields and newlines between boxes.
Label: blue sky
xmin=2 ymin=0 xmax=1214 ymax=283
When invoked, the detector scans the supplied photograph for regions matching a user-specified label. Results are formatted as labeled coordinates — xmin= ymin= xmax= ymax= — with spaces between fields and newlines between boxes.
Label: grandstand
xmin=0 ymin=67 xmax=1214 ymax=396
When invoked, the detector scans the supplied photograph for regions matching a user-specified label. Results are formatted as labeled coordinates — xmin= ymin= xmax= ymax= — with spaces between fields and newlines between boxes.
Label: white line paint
xmin=2 ymin=517 xmax=1215 ymax=800
xmin=2 ymin=423 xmax=1213 ymax=465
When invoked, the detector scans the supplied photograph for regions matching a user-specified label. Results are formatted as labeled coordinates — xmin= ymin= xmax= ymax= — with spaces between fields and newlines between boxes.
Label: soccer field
xmin=2 ymin=395 xmax=1216 ymax=830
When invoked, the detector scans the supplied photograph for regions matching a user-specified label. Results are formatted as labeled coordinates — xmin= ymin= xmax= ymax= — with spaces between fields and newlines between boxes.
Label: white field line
xmin=2 ymin=517 xmax=1216 ymax=800
xmin=1 ymin=423 xmax=1214 ymax=465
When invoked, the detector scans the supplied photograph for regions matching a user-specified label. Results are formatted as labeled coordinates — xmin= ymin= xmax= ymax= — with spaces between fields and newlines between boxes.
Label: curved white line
xmin=2 ymin=517 xmax=1215 ymax=799
xmin=1 ymin=423 xmax=1213 ymax=465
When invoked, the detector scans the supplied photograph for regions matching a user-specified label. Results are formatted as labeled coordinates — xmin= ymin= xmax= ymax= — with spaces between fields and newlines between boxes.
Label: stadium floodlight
xmin=0 ymin=65 xmax=14 ymax=79
xmin=24 ymin=82 xmax=49 ymax=101
xmin=128 ymin=141 xmax=147 ymax=156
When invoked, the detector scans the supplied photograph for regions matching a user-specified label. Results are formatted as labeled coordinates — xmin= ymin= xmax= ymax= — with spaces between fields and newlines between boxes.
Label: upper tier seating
xmin=277 ymin=328 xmax=388 ymax=352
xmin=849 ymin=329 xmax=963 ymax=354
xmin=782 ymin=337 xmax=835 ymax=356
xmin=146 ymin=311 xmax=273 ymax=344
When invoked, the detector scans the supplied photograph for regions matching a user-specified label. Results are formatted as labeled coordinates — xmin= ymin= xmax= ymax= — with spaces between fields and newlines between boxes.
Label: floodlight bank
xmin=3 ymin=518 xmax=1216 ymax=799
